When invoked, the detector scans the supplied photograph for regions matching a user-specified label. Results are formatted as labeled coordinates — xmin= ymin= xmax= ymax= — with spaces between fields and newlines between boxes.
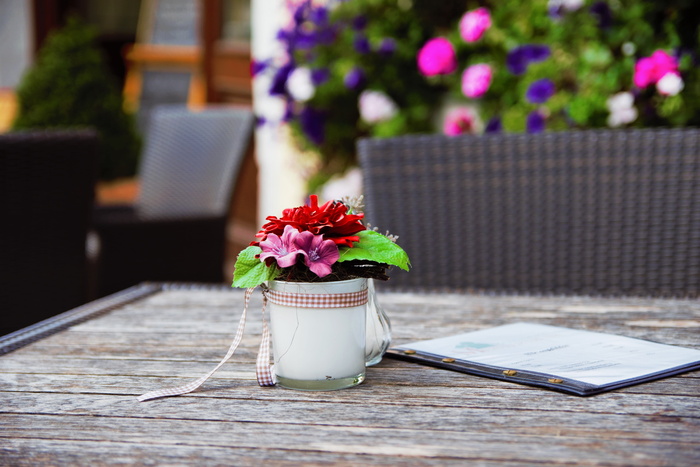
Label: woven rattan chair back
xmin=358 ymin=128 xmax=700 ymax=298
xmin=92 ymin=105 xmax=254 ymax=297
xmin=0 ymin=129 xmax=99 ymax=335
xmin=136 ymin=105 xmax=254 ymax=219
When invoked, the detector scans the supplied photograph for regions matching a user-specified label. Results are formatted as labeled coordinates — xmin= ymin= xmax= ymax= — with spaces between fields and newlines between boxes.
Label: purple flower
xmin=344 ymin=67 xmax=365 ymax=90
xmin=259 ymin=225 xmax=302 ymax=268
xmin=378 ymin=38 xmax=396 ymax=57
xmin=314 ymin=25 xmax=338 ymax=46
xmin=526 ymin=79 xmax=556 ymax=104
xmin=311 ymin=68 xmax=330 ymax=85
xmin=309 ymin=6 xmax=328 ymax=25
xmin=269 ymin=63 xmax=294 ymax=96
xmin=548 ymin=4 xmax=564 ymax=19
xmin=526 ymin=111 xmax=546 ymax=133
xmin=354 ymin=35 xmax=371 ymax=54
xmin=526 ymin=45 xmax=551 ymax=61
xmin=295 ymin=30 xmax=321 ymax=50
xmin=251 ymin=59 xmax=268 ymax=77
xmin=282 ymin=102 xmax=294 ymax=122
xmin=590 ymin=2 xmax=613 ymax=29
xmin=292 ymin=2 xmax=308 ymax=25
xmin=300 ymin=107 xmax=325 ymax=145
xmin=294 ymin=231 xmax=339 ymax=277
xmin=352 ymin=15 xmax=367 ymax=31
xmin=507 ymin=45 xmax=551 ymax=75
xmin=485 ymin=117 xmax=502 ymax=133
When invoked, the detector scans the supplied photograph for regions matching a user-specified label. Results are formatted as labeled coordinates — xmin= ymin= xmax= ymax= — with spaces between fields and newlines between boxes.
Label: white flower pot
xmin=268 ymin=278 xmax=367 ymax=390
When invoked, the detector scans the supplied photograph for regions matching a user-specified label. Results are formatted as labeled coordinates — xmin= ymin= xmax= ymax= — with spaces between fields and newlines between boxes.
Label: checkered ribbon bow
xmin=138 ymin=285 xmax=369 ymax=402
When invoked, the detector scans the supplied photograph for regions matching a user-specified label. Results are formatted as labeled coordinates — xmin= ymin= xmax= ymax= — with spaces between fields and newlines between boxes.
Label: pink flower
xmin=294 ymin=231 xmax=339 ymax=278
xmin=259 ymin=225 xmax=301 ymax=268
xmin=443 ymin=108 xmax=478 ymax=136
xmin=459 ymin=8 xmax=492 ymax=43
xmin=633 ymin=50 xmax=678 ymax=88
xmin=461 ymin=64 xmax=493 ymax=98
xmin=417 ymin=37 xmax=457 ymax=76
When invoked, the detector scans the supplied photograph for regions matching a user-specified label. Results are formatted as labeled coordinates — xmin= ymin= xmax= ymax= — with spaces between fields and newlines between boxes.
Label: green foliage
xmin=338 ymin=229 xmax=410 ymax=271
xmin=232 ymin=246 xmax=280 ymax=288
xmin=12 ymin=17 xmax=141 ymax=180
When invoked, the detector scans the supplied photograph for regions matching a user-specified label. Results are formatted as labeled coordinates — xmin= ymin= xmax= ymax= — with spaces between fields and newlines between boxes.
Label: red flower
xmin=252 ymin=195 xmax=366 ymax=248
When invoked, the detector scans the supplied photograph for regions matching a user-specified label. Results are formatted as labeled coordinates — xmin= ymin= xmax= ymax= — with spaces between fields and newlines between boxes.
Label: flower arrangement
xmin=232 ymin=195 xmax=409 ymax=288
xmin=255 ymin=0 xmax=700 ymax=190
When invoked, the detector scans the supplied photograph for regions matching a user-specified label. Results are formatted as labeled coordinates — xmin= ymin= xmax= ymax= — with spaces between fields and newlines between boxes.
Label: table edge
xmin=0 ymin=282 xmax=233 ymax=356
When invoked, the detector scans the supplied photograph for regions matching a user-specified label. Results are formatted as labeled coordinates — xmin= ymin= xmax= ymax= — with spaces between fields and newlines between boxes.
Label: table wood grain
xmin=1 ymin=284 xmax=698 ymax=466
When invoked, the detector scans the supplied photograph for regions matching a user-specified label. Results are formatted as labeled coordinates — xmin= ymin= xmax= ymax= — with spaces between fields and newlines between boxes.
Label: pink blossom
xmin=294 ymin=231 xmax=339 ymax=277
xmin=443 ymin=108 xmax=478 ymax=136
xmin=259 ymin=225 xmax=301 ymax=268
xmin=417 ymin=37 xmax=457 ymax=76
xmin=459 ymin=8 xmax=492 ymax=43
xmin=461 ymin=64 xmax=493 ymax=98
xmin=633 ymin=50 xmax=678 ymax=88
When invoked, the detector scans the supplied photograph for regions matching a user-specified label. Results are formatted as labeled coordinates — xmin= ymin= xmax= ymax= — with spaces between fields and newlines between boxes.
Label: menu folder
xmin=386 ymin=322 xmax=700 ymax=396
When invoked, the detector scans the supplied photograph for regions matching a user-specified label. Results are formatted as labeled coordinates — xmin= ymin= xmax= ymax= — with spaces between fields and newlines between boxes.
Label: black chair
xmin=0 ymin=129 xmax=99 ymax=335
xmin=92 ymin=105 xmax=254 ymax=297
xmin=358 ymin=128 xmax=700 ymax=298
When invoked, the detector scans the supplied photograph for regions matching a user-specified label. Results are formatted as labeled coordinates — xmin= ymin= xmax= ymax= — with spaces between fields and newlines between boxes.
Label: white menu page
xmin=395 ymin=322 xmax=700 ymax=388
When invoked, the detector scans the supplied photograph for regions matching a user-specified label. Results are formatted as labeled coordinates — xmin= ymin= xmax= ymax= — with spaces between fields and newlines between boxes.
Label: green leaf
xmin=232 ymin=246 xmax=279 ymax=288
xmin=338 ymin=230 xmax=410 ymax=271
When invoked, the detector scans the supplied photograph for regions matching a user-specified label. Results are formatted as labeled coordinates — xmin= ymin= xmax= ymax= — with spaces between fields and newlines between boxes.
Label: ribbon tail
xmin=138 ymin=287 xmax=256 ymax=402
xmin=256 ymin=291 xmax=275 ymax=386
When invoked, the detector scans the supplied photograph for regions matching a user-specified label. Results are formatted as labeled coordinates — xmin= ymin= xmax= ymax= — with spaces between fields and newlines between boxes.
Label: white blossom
xmin=656 ymin=72 xmax=684 ymax=96
xmin=321 ymin=167 xmax=363 ymax=202
xmin=606 ymin=92 xmax=638 ymax=128
xmin=548 ymin=0 xmax=584 ymax=12
xmin=358 ymin=90 xmax=398 ymax=123
xmin=622 ymin=42 xmax=636 ymax=56
xmin=286 ymin=67 xmax=315 ymax=102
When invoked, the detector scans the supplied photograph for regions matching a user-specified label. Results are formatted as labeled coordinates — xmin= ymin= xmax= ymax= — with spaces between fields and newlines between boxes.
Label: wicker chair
xmin=358 ymin=128 xmax=700 ymax=298
xmin=92 ymin=105 xmax=254 ymax=297
xmin=0 ymin=129 xmax=99 ymax=335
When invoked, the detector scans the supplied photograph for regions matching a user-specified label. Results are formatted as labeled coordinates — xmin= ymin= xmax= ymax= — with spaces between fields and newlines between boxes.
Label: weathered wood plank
xmin=2 ymin=400 xmax=698 ymax=443
xmin=0 ymin=438 xmax=558 ymax=467
xmin=1 ymin=356 xmax=696 ymax=391
xmin=0 ymin=414 xmax=698 ymax=466
xmin=1 ymin=390 xmax=698 ymax=433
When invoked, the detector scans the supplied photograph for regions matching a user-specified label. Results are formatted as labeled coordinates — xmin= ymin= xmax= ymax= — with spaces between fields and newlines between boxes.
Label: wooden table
xmin=1 ymin=283 xmax=699 ymax=465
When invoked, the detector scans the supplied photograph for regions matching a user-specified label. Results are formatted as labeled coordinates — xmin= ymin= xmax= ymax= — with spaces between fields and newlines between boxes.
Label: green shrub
xmin=13 ymin=17 xmax=141 ymax=181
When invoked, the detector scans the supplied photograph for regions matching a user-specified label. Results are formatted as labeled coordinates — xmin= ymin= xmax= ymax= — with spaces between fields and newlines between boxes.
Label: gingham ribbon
xmin=138 ymin=285 xmax=368 ymax=402
xmin=266 ymin=288 xmax=368 ymax=308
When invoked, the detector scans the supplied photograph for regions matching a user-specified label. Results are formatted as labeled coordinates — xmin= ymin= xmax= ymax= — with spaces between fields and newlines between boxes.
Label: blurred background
xmin=1 ymin=0 xmax=698 ymax=333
